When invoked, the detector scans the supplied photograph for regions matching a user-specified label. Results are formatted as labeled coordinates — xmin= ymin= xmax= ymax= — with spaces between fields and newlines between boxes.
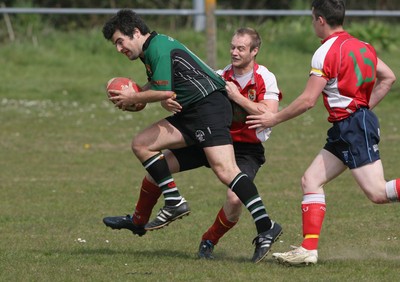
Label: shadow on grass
xmin=29 ymin=247 xmax=278 ymax=264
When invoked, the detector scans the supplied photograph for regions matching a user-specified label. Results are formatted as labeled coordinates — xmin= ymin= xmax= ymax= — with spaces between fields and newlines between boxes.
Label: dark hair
xmin=311 ymin=0 xmax=345 ymax=27
xmin=102 ymin=9 xmax=150 ymax=40
xmin=234 ymin=27 xmax=261 ymax=52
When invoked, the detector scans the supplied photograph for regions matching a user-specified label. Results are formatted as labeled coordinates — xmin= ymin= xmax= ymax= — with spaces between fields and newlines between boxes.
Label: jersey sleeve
xmin=263 ymin=72 xmax=280 ymax=101
xmin=148 ymin=53 xmax=173 ymax=91
xmin=310 ymin=37 xmax=337 ymax=80
xmin=257 ymin=66 xmax=281 ymax=101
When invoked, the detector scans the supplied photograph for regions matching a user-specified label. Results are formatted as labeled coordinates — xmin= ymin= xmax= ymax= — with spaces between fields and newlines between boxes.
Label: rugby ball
xmin=106 ymin=77 xmax=146 ymax=112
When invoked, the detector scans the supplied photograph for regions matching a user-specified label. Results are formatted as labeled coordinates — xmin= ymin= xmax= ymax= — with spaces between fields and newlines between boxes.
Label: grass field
xmin=1 ymin=23 xmax=400 ymax=281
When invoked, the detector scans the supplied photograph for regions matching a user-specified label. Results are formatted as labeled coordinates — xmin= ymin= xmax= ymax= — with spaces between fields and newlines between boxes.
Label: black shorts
xmin=170 ymin=142 xmax=265 ymax=181
xmin=323 ymin=108 xmax=381 ymax=169
xmin=166 ymin=90 xmax=233 ymax=148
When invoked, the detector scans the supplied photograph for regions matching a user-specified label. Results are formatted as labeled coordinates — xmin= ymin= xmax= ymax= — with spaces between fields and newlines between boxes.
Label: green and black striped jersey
xmin=142 ymin=32 xmax=226 ymax=108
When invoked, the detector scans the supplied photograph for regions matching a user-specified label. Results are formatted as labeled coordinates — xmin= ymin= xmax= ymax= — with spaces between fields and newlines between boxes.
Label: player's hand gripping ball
xmin=106 ymin=77 xmax=146 ymax=112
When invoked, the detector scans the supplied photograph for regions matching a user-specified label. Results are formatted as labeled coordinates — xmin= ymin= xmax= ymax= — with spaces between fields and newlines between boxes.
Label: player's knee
xmin=213 ymin=168 xmax=239 ymax=186
xmin=131 ymin=136 xmax=147 ymax=156
xmin=301 ymin=174 xmax=312 ymax=192
xmin=366 ymin=193 xmax=388 ymax=204
xmin=227 ymin=195 xmax=242 ymax=207
xmin=301 ymin=173 xmax=323 ymax=194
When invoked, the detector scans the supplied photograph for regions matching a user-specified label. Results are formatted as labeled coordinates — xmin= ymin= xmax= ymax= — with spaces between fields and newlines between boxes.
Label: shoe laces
xmin=286 ymin=246 xmax=308 ymax=255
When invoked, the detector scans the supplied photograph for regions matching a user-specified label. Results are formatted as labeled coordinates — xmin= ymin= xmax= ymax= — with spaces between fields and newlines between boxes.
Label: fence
xmin=2 ymin=5 xmax=400 ymax=67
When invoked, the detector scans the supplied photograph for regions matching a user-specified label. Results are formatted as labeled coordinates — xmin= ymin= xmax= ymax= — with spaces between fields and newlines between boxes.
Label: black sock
xmin=143 ymin=152 xmax=181 ymax=206
xmin=229 ymin=172 xmax=271 ymax=234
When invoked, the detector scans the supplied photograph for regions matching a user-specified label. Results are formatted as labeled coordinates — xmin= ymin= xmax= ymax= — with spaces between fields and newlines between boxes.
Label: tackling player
xmin=102 ymin=10 xmax=282 ymax=262
xmin=103 ymin=27 xmax=283 ymax=262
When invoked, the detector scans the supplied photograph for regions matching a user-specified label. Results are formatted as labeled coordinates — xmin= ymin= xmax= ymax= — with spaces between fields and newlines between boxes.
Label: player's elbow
xmin=383 ymin=70 xmax=397 ymax=88
xmin=304 ymin=99 xmax=317 ymax=111
xmin=380 ymin=74 xmax=396 ymax=95
xmin=378 ymin=66 xmax=396 ymax=88
xmin=299 ymin=92 xmax=318 ymax=111
xmin=389 ymin=72 xmax=396 ymax=86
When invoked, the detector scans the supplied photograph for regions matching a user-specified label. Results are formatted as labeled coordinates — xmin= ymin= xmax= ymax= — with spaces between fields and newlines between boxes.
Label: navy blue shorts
xmin=171 ymin=142 xmax=265 ymax=181
xmin=323 ymin=108 xmax=380 ymax=169
xmin=166 ymin=90 xmax=233 ymax=148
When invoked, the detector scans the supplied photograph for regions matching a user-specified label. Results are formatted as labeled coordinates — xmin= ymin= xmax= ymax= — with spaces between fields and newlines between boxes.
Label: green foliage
xmin=348 ymin=20 xmax=399 ymax=51
xmin=261 ymin=17 xmax=319 ymax=54
xmin=3 ymin=0 xmax=400 ymax=37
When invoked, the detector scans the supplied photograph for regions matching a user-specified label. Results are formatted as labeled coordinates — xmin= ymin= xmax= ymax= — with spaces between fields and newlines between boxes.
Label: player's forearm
xmin=370 ymin=58 xmax=396 ymax=109
xmin=275 ymin=95 xmax=315 ymax=125
xmin=135 ymin=90 xmax=176 ymax=103
xmin=232 ymin=94 xmax=268 ymax=115
xmin=369 ymin=79 xmax=394 ymax=109
xmin=274 ymin=75 xmax=325 ymax=124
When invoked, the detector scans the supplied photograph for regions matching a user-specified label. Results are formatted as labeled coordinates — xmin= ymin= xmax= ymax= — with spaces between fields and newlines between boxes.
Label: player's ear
xmin=317 ymin=16 xmax=325 ymax=25
xmin=251 ymin=46 xmax=259 ymax=57
xmin=133 ymin=28 xmax=141 ymax=39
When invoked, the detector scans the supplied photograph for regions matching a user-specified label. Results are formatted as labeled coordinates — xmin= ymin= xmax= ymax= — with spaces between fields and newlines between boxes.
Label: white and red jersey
xmin=310 ymin=31 xmax=377 ymax=122
xmin=217 ymin=63 xmax=282 ymax=143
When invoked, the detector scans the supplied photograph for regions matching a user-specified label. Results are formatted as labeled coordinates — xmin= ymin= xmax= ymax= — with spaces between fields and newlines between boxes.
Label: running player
xmin=247 ymin=0 xmax=398 ymax=266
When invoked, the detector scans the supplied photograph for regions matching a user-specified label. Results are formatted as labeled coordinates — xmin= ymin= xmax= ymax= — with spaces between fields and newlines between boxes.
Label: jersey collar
xmin=321 ymin=30 xmax=348 ymax=44
xmin=225 ymin=62 xmax=259 ymax=86
xmin=142 ymin=31 xmax=158 ymax=52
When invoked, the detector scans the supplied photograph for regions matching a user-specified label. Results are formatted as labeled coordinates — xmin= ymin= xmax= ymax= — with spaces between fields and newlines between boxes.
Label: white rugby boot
xmin=272 ymin=246 xmax=318 ymax=266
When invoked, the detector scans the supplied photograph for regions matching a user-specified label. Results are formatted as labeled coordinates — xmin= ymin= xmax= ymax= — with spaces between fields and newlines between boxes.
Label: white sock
xmin=385 ymin=180 xmax=399 ymax=202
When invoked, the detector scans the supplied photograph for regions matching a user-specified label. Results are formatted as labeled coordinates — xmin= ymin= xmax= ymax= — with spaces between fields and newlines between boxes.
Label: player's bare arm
xmin=225 ymin=80 xmax=277 ymax=115
xmin=138 ymin=81 xmax=182 ymax=113
xmin=110 ymin=84 xmax=175 ymax=108
xmin=368 ymin=58 xmax=396 ymax=109
xmin=246 ymin=75 xmax=326 ymax=129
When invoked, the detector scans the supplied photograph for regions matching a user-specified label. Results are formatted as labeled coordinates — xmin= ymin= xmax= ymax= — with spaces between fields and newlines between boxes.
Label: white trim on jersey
xmin=310 ymin=36 xmax=353 ymax=109
xmin=256 ymin=65 xmax=280 ymax=101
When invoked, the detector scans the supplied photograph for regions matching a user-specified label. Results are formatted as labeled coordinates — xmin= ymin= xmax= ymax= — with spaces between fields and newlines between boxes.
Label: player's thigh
xmin=302 ymin=149 xmax=347 ymax=193
xmin=203 ymin=144 xmax=240 ymax=184
xmin=132 ymin=119 xmax=186 ymax=153
xmin=350 ymin=160 xmax=387 ymax=202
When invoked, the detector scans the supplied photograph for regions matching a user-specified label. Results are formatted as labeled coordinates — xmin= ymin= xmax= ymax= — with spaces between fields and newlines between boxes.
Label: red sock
xmin=301 ymin=194 xmax=326 ymax=250
xmin=132 ymin=177 xmax=162 ymax=226
xmin=201 ymin=207 xmax=238 ymax=245
xmin=395 ymin=179 xmax=400 ymax=201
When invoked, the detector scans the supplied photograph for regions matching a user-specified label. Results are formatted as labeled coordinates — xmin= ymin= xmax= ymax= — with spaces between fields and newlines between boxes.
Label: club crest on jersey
xmin=342 ymin=150 xmax=349 ymax=163
xmin=152 ymin=80 xmax=169 ymax=86
xmin=195 ymin=130 xmax=206 ymax=143
xmin=248 ymin=89 xmax=256 ymax=101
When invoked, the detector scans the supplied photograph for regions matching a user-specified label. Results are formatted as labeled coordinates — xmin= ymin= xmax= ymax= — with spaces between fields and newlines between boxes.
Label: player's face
xmin=111 ymin=29 xmax=142 ymax=60
xmin=230 ymin=34 xmax=257 ymax=71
